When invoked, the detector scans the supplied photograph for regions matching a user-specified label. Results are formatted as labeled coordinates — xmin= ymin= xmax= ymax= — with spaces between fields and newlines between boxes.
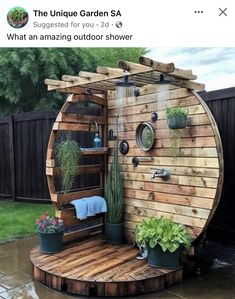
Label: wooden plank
xmin=96 ymin=66 xmax=125 ymax=76
xmin=108 ymin=125 xmax=214 ymax=141
xmin=124 ymin=189 xmax=214 ymax=209
xmin=180 ymin=80 xmax=205 ymax=91
xmin=80 ymin=147 xmax=108 ymax=156
xmin=79 ymin=71 xmax=107 ymax=80
xmin=120 ymin=172 xmax=218 ymax=188
xmin=110 ymin=146 xmax=218 ymax=158
xmin=139 ymin=56 xmax=197 ymax=80
xmin=139 ymin=56 xmax=175 ymax=73
xmin=52 ymin=122 xmax=88 ymax=132
xmin=60 ymin=113 xmax=106 ymax=125
xmin=109 ymin=156 xmax=219 ymax=168
xmin=63 ymin=224 xmax=103 ymax=242
xmin=108 ymin=87 xmax=190 ymax=108
xmin=51 ymin=187 xmax=103 ymax=204
xmin=124 ymin=197 xmax=210 ymax=219
xmin=46 ymin=164 xmax=103 ymax=176
xmin=120 ymin=164 xmax=220 ymax=178
xmin=118 ymin=60 xmax=153 ymax=73
xmin=108 ymin=95 xmax=199 ymax=116
xmin=124 ymin=211 xmax=206 ymax=230
xmin=8 ymin=115 xmax=16 ymax=200
xmin=123 ymin=180 xmax=217 ymax=198
xmin=69 ymin=94 xmax=107 ymax=106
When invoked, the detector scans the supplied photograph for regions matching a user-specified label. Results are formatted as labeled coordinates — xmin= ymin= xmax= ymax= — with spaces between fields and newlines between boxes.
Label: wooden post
xmin=9 ymin=115 xmax=16 ymax=200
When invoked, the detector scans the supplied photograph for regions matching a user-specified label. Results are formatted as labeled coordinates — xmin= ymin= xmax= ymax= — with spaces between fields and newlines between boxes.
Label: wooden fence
xmin=0 ymin=111 xmax=57 ymax=201
xmin=200 ymin=87 xmax=235 ymax=241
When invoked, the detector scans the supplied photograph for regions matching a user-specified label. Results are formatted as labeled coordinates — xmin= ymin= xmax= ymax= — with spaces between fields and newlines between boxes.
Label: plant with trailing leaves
xmin=165 ymin=107 xmax=188 ymax=159
xmin=104 ymin=140 xmax=123 ymax=224
xmin=135 ymin=217 xmax=191 ymax=253
xmin=55 ymin=138 xmax=81 ymax=193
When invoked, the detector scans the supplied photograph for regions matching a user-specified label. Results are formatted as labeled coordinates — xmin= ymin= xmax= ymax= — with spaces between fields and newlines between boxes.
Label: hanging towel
xmin=71 ymin=199 xmax=88 ymax=220
xmin=87 ymin=196 xmax=107 ymax=216
xmin=71 ymin=196 xmax=107 ymax=219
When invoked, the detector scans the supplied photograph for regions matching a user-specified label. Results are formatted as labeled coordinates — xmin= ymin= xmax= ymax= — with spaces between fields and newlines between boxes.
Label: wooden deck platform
xmin=30 ymin=235 xmax=183 ymax=297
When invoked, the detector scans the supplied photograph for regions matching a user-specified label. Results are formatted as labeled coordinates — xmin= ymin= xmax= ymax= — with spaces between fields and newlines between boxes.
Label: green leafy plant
xmin=7 ymin=7 xmax=28 ymax=27
xmin=36 ymin=212 xmax=64 ymax=233
xmin=135 ymin=217 xmax=191 ymax=253
xmin=170 ymin=129 xmax=181 ymax=159
xmin=165 ymin=107 xmax=188 ymax=118
xmin=104 ymin=140 xmax=124 ymax=224
xmin=55 ymin=138 xmax=81 ymax=193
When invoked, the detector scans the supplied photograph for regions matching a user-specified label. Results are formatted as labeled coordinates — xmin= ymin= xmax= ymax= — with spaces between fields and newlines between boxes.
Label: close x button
xmin=219 ymin=8 xmax=228 ymax=16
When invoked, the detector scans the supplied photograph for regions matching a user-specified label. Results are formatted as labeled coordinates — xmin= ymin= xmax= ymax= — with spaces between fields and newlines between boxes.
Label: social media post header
xmin=0 ymin=0 xmax=235 ymax=47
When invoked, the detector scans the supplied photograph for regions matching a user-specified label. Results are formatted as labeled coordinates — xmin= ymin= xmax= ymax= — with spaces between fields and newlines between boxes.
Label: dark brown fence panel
xmin=0 ymin=117 xmax=11 ymax=197
xmin=201 ymin=87 xmax=235 ymax=241
xmin=13 ymin=111 xmax=57 ymax=201
xmin=0 ymin=107 xmax=100 ymax=202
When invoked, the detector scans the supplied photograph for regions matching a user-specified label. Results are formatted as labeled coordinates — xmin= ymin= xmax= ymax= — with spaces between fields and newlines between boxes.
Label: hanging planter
xmin=165 ymin=107 xmax=188 ymax=159
xmin=165 ymin=107 xmax=188 ymax=129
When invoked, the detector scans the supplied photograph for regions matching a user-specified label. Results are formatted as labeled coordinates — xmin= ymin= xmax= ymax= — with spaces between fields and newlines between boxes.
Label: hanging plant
xmin=54 ymin=138 xmax=81 ymax=193
xmin=165 ymin=107 xmax=188 ymax=159
xmin=165 ymin=107 xmax=188 ymax=129
xmin=169 ymin=129 xmax=181 ymax=159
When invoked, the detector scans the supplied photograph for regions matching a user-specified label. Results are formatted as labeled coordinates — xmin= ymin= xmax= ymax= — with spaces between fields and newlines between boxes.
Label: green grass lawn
xmin=0 ymin=199 xmax=54 ymax=243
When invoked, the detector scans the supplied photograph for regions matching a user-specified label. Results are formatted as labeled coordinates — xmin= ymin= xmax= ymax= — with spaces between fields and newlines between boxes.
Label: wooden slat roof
xmin=45 ymin=56 xmax=205 ymax=93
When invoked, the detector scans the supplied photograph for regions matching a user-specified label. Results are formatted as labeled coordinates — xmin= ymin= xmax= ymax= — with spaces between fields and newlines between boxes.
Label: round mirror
xmin=136 ymin=122 xmax=155 ymax=151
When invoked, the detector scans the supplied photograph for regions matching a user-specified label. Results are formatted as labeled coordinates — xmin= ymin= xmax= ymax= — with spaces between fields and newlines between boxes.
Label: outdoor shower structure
xmin=30 ymin=57 xmax=223 ymax=297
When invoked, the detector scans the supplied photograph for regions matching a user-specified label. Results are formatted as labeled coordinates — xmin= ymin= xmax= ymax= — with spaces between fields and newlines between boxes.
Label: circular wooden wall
xmin=108 ymin=84 xmax=223 ymax=241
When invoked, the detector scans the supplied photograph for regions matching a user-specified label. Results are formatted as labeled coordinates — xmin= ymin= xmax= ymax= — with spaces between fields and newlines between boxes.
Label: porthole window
xmin=136 ymin=122 xmax=155 ymax=151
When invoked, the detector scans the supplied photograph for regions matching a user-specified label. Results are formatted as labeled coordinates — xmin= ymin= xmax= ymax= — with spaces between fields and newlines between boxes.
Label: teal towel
xmin=71 ymin=199 xmax=88 ymax=220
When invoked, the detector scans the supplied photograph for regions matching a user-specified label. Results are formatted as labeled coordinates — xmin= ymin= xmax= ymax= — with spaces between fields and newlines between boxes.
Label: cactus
xmin=105 ymin=140 xmax=123 ymax=224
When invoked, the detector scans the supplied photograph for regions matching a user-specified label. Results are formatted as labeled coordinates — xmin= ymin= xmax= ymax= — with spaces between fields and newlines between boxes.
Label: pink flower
xmin=51 ymin=219 xmax=57 ymax=225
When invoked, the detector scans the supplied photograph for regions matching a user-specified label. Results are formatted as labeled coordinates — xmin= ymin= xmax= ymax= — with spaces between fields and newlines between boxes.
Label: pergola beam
xmin=44 ymin=56 xmax=204 ymax=92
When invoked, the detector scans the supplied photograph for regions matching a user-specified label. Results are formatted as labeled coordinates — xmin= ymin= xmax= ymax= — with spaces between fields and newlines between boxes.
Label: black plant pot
xmin=167 ymin=115 xmax=187 ymax=129
xmin=105 ymin=223 xmax=123 ymax=244
xmin=147 ymin=244 xmax=182 ymax=269
xmin=38 ymin=231 xmax=64 ymax=254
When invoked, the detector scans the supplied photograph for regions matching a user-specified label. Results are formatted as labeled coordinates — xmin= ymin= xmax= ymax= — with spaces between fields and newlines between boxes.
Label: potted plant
xmin=165 ymin=107 xmax=188 ymax=159
xmin=165 ymin=107 xmax=188 ymax=129
xmin=36 ymin=212 xmax=64 ymax=254
xmin=55 ymin=137 xmax=81 ymax=193
xmin=7 ymin=7 xmax=29 ymax=28
xmin=135 ymin=217 xmax=191 ymax=268
xmin=104 ymin=140 xmax=124 ymax=244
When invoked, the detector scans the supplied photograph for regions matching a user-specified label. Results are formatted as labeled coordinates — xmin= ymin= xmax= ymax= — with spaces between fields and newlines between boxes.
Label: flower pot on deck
xmin=38 ymin=231 xmax=64 ymax=254
xmin=147 ymin=245 xmax=182 ymax=269
xmin=105 ymin=223 xmax=123 ymax=244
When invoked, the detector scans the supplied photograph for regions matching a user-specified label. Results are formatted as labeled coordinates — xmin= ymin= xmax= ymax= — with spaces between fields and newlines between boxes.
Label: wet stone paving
xmin=0 ymin=236 xmax=235 ymax=299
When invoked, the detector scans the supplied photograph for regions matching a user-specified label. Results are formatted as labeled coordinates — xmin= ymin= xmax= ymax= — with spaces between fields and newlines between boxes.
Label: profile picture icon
xmin=7 ymin=7 xmax=29 ymax=28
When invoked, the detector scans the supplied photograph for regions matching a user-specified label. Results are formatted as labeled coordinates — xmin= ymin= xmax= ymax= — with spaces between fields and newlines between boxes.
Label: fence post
xmin=9 ymin=115 xmax=16 ymax=200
